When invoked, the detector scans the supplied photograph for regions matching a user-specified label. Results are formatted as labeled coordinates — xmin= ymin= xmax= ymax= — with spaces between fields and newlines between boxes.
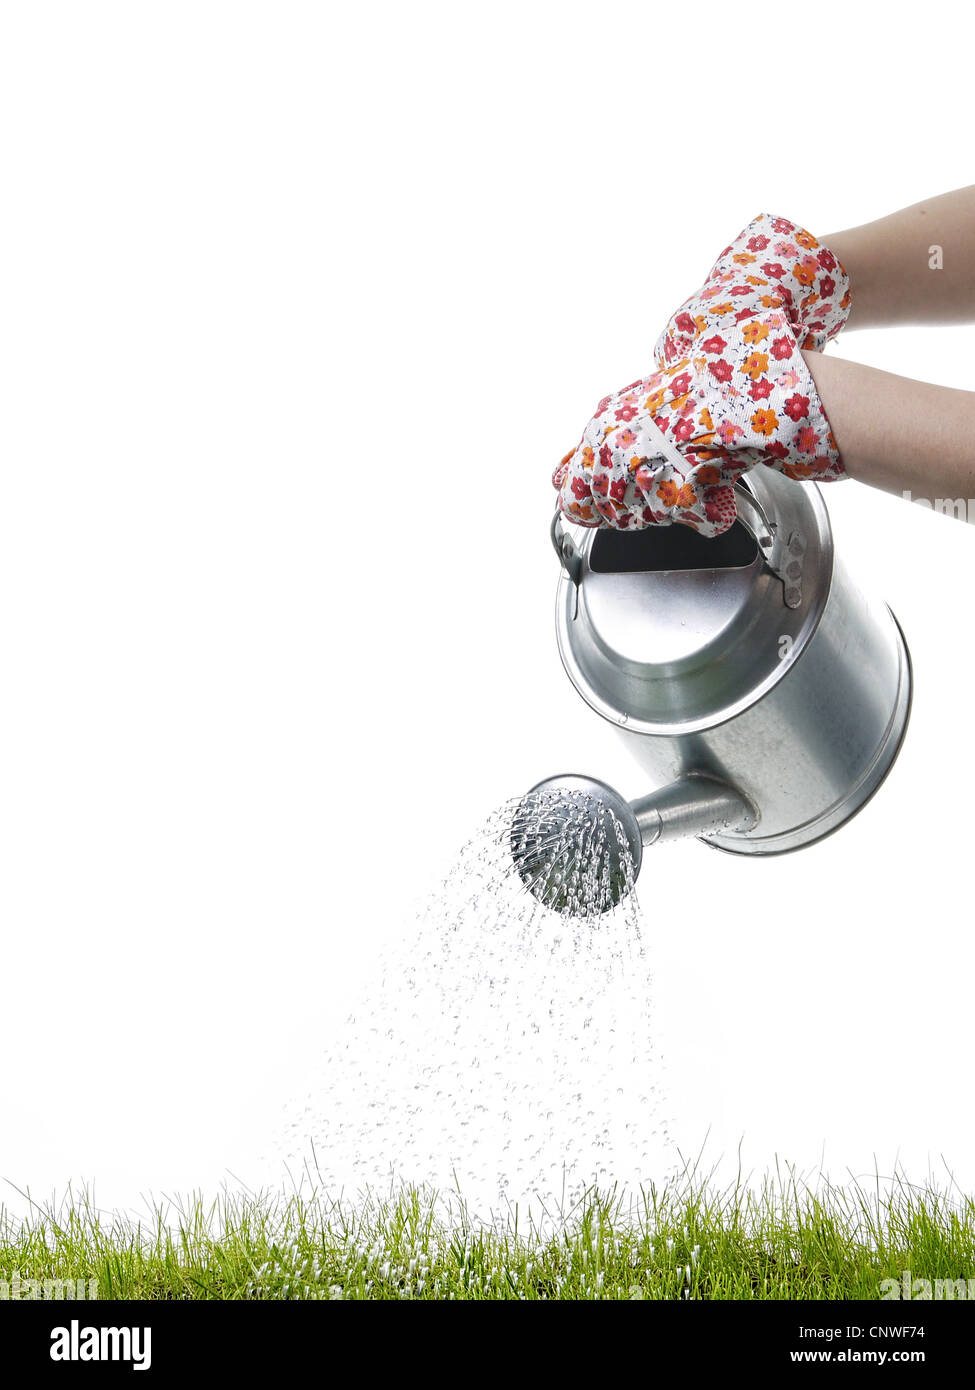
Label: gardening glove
xmin=552 ymin=213 xmax=852 ymax=537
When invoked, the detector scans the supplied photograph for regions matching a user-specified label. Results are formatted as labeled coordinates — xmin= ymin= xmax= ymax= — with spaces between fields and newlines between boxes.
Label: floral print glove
xmin=553 ymin=214 xmax=852 ymax=537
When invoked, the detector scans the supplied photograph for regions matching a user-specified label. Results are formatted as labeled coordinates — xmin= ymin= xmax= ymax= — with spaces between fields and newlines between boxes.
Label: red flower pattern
xmin=783 ymin=393 xmax=811 ymax=422
xmin=553 ymin=213 xmax=851 ymax=536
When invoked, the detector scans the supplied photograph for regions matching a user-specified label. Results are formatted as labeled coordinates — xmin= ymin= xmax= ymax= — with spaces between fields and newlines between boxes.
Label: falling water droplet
xmin=271 ymin=790 xmax=673 ymax=1230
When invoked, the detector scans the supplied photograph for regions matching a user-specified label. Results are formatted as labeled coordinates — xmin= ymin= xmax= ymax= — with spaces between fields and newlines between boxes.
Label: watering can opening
xmin=589 ymin=517 xmax=759 ymax=574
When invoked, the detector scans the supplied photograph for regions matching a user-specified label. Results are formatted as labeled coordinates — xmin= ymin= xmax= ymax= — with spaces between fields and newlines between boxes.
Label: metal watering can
xmin=514 ymin=470 xmax=912 ymax=910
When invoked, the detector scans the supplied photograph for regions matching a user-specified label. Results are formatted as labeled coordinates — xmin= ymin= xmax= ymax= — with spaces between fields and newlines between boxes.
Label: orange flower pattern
xmin=553 ymin=214 xmax=851 ymax=536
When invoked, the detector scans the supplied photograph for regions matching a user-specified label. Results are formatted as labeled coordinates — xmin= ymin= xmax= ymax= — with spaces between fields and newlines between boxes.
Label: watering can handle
xmin=550 ymin=510 xmax=583 ymax=584
xmin=551 ymin=510 xmax=583 ymax=618
xmin=551 ymin=486 xmax=805 ymax=610
xmin=733 ymin=483 xmax=805 ymax=610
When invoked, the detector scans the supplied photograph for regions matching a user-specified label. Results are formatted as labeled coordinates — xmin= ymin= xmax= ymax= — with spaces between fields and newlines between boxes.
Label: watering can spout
xmin=630 ymin=775 xmax=757 ymax=849
xmin=511 ymin=773 xmax=756 ymax=914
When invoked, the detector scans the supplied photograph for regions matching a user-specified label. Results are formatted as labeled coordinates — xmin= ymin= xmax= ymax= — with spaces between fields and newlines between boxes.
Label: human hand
xmin=553 ymin=214 xmax=852 ymax=537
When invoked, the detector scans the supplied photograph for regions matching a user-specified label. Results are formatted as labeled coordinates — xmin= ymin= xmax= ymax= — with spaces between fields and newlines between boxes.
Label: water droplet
xmin=272 ymin=790 xmax=671 ymax=1228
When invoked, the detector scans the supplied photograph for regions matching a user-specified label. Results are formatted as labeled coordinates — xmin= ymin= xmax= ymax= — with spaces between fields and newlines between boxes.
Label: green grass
xmin=2 ymin=1162 xmax=974 ymax=1300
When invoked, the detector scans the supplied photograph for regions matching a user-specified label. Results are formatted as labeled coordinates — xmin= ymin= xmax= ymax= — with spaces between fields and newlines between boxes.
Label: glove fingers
xmin=556 ymin=371 xmax=749 ymax=538
xmin=656 ymin=213 xmax=852 ymax=367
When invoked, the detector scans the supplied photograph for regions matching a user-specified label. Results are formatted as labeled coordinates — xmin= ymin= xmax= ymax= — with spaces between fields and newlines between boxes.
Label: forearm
xmin=824 ymin=186 xmax=975 ymax=331
xmin=801 ymin=349 xmax=975 ymax=507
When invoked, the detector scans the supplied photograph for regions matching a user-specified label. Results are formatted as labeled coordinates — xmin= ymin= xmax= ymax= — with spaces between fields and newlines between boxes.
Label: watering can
xmin=514 ymin=469 xmax=912 ymax=909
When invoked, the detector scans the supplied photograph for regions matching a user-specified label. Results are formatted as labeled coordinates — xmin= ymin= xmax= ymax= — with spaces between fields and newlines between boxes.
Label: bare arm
xmin=824 ymin=186 xmax=975 ymax=331
xmin=801 ymin=349 xmax=975 ymax=508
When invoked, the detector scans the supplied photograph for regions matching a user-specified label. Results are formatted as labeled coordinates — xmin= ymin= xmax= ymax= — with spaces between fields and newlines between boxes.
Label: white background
xmin=1 ymin=1 xmax=973 ymax=1217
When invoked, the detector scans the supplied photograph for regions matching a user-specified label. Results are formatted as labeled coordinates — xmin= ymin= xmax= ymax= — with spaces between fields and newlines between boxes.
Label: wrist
xmin=819 ymin=228 xmax=877 ymax=332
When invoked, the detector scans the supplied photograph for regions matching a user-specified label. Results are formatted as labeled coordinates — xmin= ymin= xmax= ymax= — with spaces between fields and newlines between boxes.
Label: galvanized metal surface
xmin=552 ymin=470 xmax=912 ymax=857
